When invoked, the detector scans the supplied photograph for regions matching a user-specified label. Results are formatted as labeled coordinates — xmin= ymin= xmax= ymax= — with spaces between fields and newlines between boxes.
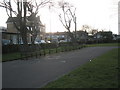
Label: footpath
xmin=2 ymin=46 xmax=118 ymax=88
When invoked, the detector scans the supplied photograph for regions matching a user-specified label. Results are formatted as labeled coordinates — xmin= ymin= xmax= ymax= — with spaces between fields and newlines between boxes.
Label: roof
xmin=6 ymin=16 xmax=45 ymax=27
xmin=6 ymin=16 xmax=41 ymax=23
xmin=76 ymin=31 xmax=88 ymax=34
xmin=96 ymin=31 xmax=112 ymax=34
xmin=46 ymin=32 xmax=67 ymax=35
xmin=6 ymin=17 xmax=19 ymax=23
xmin=2 ymin=32 xmax=20 ymax=35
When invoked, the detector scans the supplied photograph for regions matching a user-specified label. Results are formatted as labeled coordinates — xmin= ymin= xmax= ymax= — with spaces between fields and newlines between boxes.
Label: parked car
xmin=59 ymin=40 xmax=67 ymax=43
xmin=46 ymin=41 xmax=51 ymax=43
xmin=35 ymin=40 xmax=46 ymax=44
xmin=2 ymin=39 xmax=10 ymax=45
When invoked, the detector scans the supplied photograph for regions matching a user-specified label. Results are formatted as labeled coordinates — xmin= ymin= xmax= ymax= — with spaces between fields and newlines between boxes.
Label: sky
xmin=0 ymin=0 xmax=119 ymax=34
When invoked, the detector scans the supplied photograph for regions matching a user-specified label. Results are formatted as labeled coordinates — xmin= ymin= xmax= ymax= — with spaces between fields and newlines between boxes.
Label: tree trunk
xmin=31 ymin=36 xmax=36 ymax=45
xmin=67 ymin=29 xmax=76 ymax=44
xmin=20 ymin=28 xmax=29 ymax=53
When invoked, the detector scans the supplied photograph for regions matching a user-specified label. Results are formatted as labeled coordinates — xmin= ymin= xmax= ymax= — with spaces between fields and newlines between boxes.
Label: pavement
xmin=2 ymin=46 xmax=118 ymax=88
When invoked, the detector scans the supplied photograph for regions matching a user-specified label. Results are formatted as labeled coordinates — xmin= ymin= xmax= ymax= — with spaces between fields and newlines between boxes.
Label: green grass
xmin=43 ymin=48 xmax=119 ymax=88
xmin=2 ymin=52 xmax=21 ymax=62
xmin=2 ymin=43 xmax=119 ymax=62
xmin=2 ymin=45 xmax=84 ymax=62
xmin=86 ymin=43 xmax=119 ymax=47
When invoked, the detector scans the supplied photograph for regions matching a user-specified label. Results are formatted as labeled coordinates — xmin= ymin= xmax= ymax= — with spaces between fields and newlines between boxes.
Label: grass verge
xmin=86 ymin=43 xmax=119 ymax=47
xmin=43 ymin=48 xmax=119 ymax=88
xmin=2 ymin=45 xmax=84 ymax=62
xmin=2 ymin=43 xmax=119 ymax=62
xmin=2 ymin=52 xmax=21 ymax=62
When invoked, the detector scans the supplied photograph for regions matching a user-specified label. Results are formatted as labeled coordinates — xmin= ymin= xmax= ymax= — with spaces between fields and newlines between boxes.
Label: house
xmin=93 ymin=31 xmax=113 ymax=43
xmin=113 ymin=34 xmax=120 ymax=41
xmin=76 ymin=30 xmax=88 ymax=43
xmin=45 ymin=32 xmax=70 ymax=43
xmin=112 ymin=34 xmax=118 ymax=40
xmin=0 ymin=26 xmax=11 ymax=45
xmin=5 ymin=16 xmax=46 ymax=44
xmin=54 ymin=32 xmax=70 ymax=42
xmin=45 ymin=31 xmax=89 ymax=43
xmin=39 ymin=24 xmax=46 ymax=40
xmin=87 ymin=35 xmax=95 ymax=44
xmin=1 ymin=26 xmax=18 ymax=45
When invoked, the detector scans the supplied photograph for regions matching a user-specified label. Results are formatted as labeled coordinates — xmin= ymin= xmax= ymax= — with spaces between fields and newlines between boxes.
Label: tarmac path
xmin=2 ymin=46 xmax=118 ymax=88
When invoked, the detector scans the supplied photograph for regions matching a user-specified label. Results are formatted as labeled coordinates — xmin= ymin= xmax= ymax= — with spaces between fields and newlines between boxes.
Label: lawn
xmin=43 ymin=48 xmax=119 ymax=88
xmin=86 ymin=43 xmax=119 ymax=47
xmin=2 ymin=45 xmax=84 ymax=62
xmin=2 ymin=52 xmax=21 ymax=62
xmin=2 ymin=43 xmax=119 ymax=62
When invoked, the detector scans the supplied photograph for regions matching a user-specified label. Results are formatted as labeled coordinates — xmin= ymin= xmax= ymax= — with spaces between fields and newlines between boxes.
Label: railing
xmin=2 ymin=43 xmax=86 ymax=61
xmin=19 ymin=44 xmax=86 ymax=60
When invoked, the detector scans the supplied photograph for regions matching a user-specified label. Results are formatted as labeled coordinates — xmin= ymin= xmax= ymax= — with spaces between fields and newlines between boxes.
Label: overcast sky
xmin=0 ymin=0 xmax=119 ymax=34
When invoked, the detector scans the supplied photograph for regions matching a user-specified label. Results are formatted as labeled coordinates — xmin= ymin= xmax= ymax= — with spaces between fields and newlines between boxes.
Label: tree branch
xmin=59 ymin=14 xmax=68 ymax=29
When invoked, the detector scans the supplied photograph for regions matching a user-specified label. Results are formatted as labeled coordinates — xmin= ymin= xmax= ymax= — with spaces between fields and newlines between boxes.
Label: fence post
xmin=20 ymin=53 xmax=23 ymax=59
xmin=31 ymin=52 xmax=33 ymax=57
xmin=39 ymin=50 xmax=41 ymax=56
xmin=25 ymin=52 xmax=28 ymax=60
xmin=56 ymin=47 xmax=57 ymax=53
xmin=35 ymin=52 xmax=37 ymax=58
xmin=49 ymin=48 xmax=51 ymax=54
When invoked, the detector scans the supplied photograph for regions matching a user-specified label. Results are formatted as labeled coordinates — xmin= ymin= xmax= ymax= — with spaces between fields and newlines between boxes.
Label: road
xmin=2 ymin=46 xmax=118 ymax=88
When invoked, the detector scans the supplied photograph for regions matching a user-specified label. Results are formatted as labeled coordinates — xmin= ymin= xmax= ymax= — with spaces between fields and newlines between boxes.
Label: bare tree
xmin=0 ymin=0 xmax=51 ymax=46
xmin=82 ymin=25 xmax=98 ymax=35
xmin=82 ymin=25 xmax=92 ymax=34
xmin=68 ymin=7 xmax=77 ymax=39
xmin=58 ymin=1 xmax=77 ymax=43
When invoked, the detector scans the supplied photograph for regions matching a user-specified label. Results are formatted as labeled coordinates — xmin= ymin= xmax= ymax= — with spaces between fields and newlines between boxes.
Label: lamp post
xmin=75 ymin=16 xmax=77 ymax=40
xmin=49 ymin=4 xmax=52 ymax=42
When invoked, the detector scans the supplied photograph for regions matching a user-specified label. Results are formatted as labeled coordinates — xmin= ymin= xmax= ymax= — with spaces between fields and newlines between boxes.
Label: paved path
xmin=2 ymin=46 xmax=118 ymax=88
